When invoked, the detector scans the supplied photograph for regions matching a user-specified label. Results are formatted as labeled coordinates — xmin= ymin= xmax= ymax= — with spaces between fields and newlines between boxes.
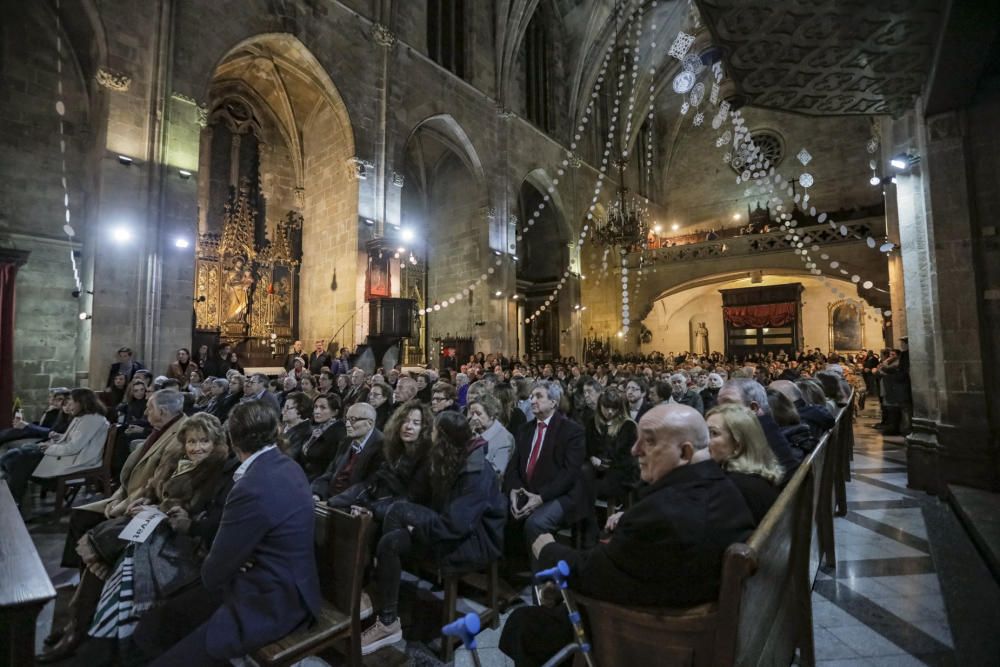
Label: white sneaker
xmin=359 ymin=592 xmax=373 ymax=620
xmin=361 ymin=618 xmax=403 ymax=655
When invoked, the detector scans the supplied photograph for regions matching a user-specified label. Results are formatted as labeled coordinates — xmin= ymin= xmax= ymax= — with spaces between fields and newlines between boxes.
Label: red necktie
xmin=525 ymin=421 xmax=547 ymax=482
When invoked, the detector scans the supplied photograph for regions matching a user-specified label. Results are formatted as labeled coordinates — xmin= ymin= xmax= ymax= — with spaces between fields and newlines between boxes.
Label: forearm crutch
xmin=534 ymin=560 xmax=595 ymax=667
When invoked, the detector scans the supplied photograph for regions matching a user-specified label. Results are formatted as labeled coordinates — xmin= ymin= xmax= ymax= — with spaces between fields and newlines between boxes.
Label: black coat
xmin=407 ymin=444 xmax=506 ymax=568
xmin=676 ymin=390 xmax=705 ymax=415
xmin=586 ymin=419 xmax=639 ymax=499
xmin=794 ymin=399 xmax=835 ymax=438
xmin=311 ymin=430 xmax=385 ymax=500
xmin=782 ymin=423 xmax=819 ymax=455
xmin=759 ymin=413 xmax=802 ymax=480
xmin=106 ymin=360 xmax=146 ymax=390
xmin=297 ymin=420 xmax=346 ymax=481
xmin=282 ymin=421 xmax=314 ymax=462
xmin=504 ymin=411 xmax=587 ymax=522
xmin=538 ymin=460 xmax=755 ymax=608
xmin=308 ymin=351 xmax=330 ymax=375
xmin=726 ymin=471 xmax=781 ymax=525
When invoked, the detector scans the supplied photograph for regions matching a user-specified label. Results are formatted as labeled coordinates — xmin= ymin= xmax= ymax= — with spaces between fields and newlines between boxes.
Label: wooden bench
xmin=252 ymin=506 xmax=373 ymax=667
xmin=0 ymin=480 xmax=56 ymax=667
xmin=572 ymin=401 xmax=855 ymax=666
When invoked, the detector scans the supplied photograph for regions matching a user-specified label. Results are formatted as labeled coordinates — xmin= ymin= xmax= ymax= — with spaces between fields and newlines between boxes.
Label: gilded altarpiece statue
xmin=194 ymin=181 xmax=302 ymax=344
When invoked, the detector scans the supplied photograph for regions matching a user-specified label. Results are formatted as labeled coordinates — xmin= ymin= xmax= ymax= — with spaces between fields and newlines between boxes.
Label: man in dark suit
xmin=202 ymin=343 xmax=232 ymax=380
xmin=105 ymin=346 xmax=146 ymax=390
xmin=283 ymin=339 xmax=306 ymax=371
xmin=309 ymin=339 xmax=331 ymax=375
xmin=150 ymin=401 xmax=321 ymax=666
xmin=312 ymin=402 xmax=384 ymax=500
xmin=500 ymin=404 xmax=755 ymax=665
xmin=504 ymin=380 xmax=587 ymax=549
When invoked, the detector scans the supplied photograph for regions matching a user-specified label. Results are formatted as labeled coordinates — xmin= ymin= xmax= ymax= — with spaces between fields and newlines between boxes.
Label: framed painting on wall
xmin=828 ymin=300 xmax=865 ymax=353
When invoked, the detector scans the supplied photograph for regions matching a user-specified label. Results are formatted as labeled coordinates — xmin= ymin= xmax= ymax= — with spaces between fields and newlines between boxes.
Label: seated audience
xmin=284 ymin=339 xmax=306 ymax=371
xmin=296 ymin=394 xmax=345 ymax=481
xmin=430 ymin=381 xmax=459 ymax=414
xmin=106 ymin=372 xmax=128 ymax=408
xmin=587 ymin=386 xmax=639 ymax=501
xmin=624 ymin=377 xmax=651 ymax=421
xmin=146 ymin=401 xmax=321 ymax=665
xmin=361 ymin=411 xmax=506 ymax=654
xmin=226 ymin=352 xmax=245 ymax=375
xmin=392 ymin=376 xmax=418 ymax=407
xmin=717 ymin=378 xmax=801 ymax=477
xmin=766 ymin=388 xmax=819 ymax=455
xmin=80 ymin=414 xmax=237 ymax=653
xmin=280 ymin=391 xmax=314 ymax=461
xmin=242 ymin=373 xmax=281 ymax=413
xmin=227 ymin=374 xmax=246 ymax=404
xmin=328 ymin=399 xmax=432 ymax=517
xmin=201 ymin=344 xmax=231 ymax=379
xmin=0 ymin=386 xmax=70 ymax=445
xmin=494 ymin=382 xmax=528 ymax=435
xmin=499 ymin=404 xmax=755 ymax=665
xmin=367 ymin=380 xmax=393 ymax=431
xmin=342 ymin=368 xmax=368 ymax=405
xmin=467 ymin=394 xmax=515 ymax=477
xmin=670 ymin=373 xmax=705 ymax=415
xmin=700 ymin=373 xmax=724 ymax=412
xmin=704 ymin=404 xmax=785 ymax=524
xmin=504 ymin=380 xmax=587 ymax=553
xmin=414 ymin=372 xmax=433 ymax=403
xmin=769 ymin=379 xmax=835 ymax=438
xmin=312 ymin=402 xmax=384 ymax=501
xmin=2 ymin=388 xmax=108 ymax=506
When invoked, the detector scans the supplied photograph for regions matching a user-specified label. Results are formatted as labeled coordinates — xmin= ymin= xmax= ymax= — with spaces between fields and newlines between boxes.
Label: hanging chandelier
xmin=592 ymin=0 xmax=650 ymax=255
xmin=593 ymin=159 xmax=650 ymax=252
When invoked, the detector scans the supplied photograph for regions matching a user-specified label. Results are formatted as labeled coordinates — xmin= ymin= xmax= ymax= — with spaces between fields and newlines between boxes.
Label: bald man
xmin=500 ymin=404 xmax=755 ymax=666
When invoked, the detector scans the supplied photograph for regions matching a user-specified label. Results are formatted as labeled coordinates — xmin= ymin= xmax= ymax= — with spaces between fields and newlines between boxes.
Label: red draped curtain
xmin=723 ymin=302 xmax=797 ymax=328
xmin=0 ymin=261 xmax=21 ymax=428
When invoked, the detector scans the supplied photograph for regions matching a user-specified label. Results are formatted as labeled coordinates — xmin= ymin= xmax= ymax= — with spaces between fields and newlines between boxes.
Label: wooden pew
xmin=0 ymin=480 xmax=56 ymax=667
xmin=573 ymin=401 xmax=855 ymax=666
xmin=252 ymin=506 xmax=373 ymax=667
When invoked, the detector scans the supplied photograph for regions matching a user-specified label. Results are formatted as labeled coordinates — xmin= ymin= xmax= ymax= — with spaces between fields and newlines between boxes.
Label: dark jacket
xmin=296 ymin=419 xmax=346 ymax=481
xmin=586 ymin=419 xmax=639 ymax=498
xmin=676 ymin=390 xmax=705 ymax=415
xmin=700 ymin=387 xmax=720 ymax=412
xmin=405 ymin=443 xmax=506 ymax=568
xmin=794 ymin=399 xmax=835 ymax=438
xmin=538 ymin=460 xmax=755 ymax=608
xmin=758 ymin=413 xmax=802 ymax=480
xmin=312 ymin=430 xmax=385 ymax=500
xmin=308 ymin=351 xmax=330 ymax=375
xmin=202 ymin=356 xmax=231 ymax=380
xmin=281 ymin=421 xmax=314 ymax=462
xmin=106 ymin=360 xmax=146 ymax=390
xmin=200 ymin=447 xmax=321 ymax=659
xmin=205 ymin=391 xmax=239 ymax=423
xmin=781 ymin=423 xmax=819 ymax=455
xmin=327 ymin=441 xmax=431 ymax=518
xmin=504 ymin=411 xmax=587 ymax=522
xmin=726 ymin=471 xmax=781 ymax=525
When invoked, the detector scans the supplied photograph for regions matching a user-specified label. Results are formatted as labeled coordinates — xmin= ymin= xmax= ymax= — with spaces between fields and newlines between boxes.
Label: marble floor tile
xmin=825 ymin=623 xmax=914 ymax=657
xmin=813 ymin=627 xmax=862 ymax=660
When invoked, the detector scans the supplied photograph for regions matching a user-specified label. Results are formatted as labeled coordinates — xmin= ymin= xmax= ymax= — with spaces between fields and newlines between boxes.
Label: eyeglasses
xmin=345 ymin=416 xmax=371 ymax=424
xmin=431 ymin=396 xmax=448 ymax=403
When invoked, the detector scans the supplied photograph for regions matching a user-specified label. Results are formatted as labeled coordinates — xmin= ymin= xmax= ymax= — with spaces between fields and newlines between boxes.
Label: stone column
xmin=890 ymin=104 xmax=996 ymax=494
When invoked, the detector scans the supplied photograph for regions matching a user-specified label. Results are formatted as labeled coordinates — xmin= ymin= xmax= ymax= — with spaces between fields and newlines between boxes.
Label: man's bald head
xmin=768 ymin=380 xmax=802 ymax=404
xmin=632 ymin=404 xmax=708 ymax=484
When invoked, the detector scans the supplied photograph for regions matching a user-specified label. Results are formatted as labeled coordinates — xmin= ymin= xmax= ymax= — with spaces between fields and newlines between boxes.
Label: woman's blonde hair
xmin=706 ymin=404 xmax=784 ymax=485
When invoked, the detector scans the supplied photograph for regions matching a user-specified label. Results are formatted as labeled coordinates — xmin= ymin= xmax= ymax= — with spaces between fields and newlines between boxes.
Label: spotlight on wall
xmin=493 ymin=250 xmax=502 ymax=256
xmin=653 ymin=224 xmax=662 ymax=234
xmin=178 ymin=169 xmax=192 ymax=179
xmin=193 ymin=295 xmax=207 ymax=303
xmin=117 ymin=155 xmax=134 ymax=166
xmin=671 ymin=223 xmax=680 ymax=231
xmin=495 ymin=290 xmax=503 ymax=297
xmin=869 ymin=174 xmax=881 ymax=186
xmin=732 ymin=213 xmax=741 ymax=221
xmin=400 ymin=227 xmax=415 ymax=242
xmin=890 ymin=153 xmax=920 ymax=171
xmin=71 ymin=289 xmax=94 ymax=299
xmin=174 ymin=238 xmax=190 ymax=248
xmin=111 ymin=226 xmax=133 ymax=243
xmin=78 ymin=312 xmax=92 ymax=321
xmin=616 ymin=331 xmax=624 ymax=338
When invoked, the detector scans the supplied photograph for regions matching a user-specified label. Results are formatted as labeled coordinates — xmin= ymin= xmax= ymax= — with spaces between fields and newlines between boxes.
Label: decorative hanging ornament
xmin=672 ymin=70 xmax=696 ymax=94
xmin=667 ymin=31 xmax=695 ymax=60
xmin=799 ymin=172 xmax=814 ymax=188
xmin=689 ymin=82 xmax=706 ymax=106
xmin=796 ymin=148 xmax=812 ymax=166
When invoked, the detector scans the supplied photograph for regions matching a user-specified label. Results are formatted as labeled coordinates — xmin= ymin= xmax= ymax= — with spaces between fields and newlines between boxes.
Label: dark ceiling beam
xmin=923 ymin=0 xmax=1000 ymax=116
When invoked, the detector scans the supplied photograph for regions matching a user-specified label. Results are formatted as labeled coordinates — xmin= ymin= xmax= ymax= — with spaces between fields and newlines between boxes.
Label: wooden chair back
xmin=314 ymin=505 xmax=372 ymax=613
xmin=574 ymin=597 xmax=719 ymax=667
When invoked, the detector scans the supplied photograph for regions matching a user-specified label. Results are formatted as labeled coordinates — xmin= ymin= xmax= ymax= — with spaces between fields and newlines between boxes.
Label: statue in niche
xmin=694 ymin=321 xmax=709 ymax=355
xmin=224 ymin=256 xmax=255 ymax=324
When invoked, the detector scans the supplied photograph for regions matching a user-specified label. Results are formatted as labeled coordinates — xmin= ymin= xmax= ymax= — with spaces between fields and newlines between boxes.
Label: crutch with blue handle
xmin=442 ymin=612 xmax=483 ymax=667
xmin=534 ymin=560 xmax=595 ymax=667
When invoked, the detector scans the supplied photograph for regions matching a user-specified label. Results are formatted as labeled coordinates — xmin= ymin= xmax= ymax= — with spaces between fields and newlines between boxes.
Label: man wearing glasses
xmin=242 ymin=373 xmax=281 ymax=414
xmin=311 ymin=402 xmax=384 ymax=501
xmin=429 ymin=382 xmax=458 ymax=414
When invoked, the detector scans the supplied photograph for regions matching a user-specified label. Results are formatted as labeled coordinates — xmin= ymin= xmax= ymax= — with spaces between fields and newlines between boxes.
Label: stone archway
xmin=195 ymin=34 xmax=358 ymax=363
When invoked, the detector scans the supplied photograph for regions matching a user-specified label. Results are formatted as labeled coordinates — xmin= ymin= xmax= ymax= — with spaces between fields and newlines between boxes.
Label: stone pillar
xmin=0 ymin=249 xmax=30 ymax=427
xmin=890 ymin=105 xmax=997 ymax=494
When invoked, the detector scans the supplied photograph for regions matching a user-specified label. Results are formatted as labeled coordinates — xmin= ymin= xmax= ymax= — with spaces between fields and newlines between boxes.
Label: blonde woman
xmin=705 ymin=404 xmax=785 ymax=524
